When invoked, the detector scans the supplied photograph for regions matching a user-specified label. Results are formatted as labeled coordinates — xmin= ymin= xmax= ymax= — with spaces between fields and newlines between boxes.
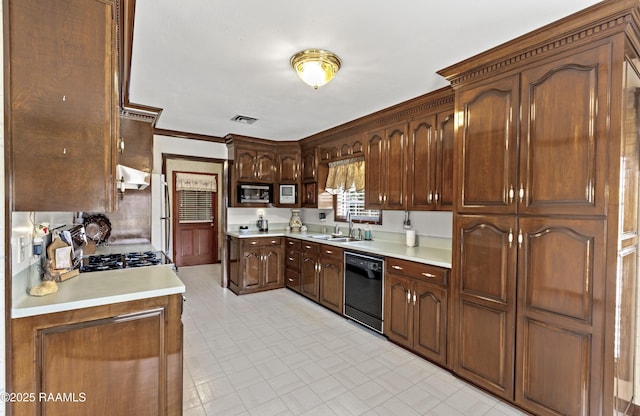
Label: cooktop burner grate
xmin=80 ymin=251 xmax=168 ymax=273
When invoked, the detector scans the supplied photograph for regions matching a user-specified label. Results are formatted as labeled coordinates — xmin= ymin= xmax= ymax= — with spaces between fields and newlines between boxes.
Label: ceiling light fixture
xmin=290 ymin=49 xmax=342 ymax=90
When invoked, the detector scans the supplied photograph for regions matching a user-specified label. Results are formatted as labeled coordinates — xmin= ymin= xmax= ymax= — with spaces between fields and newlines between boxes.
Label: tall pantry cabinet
xmin=438 ymin=1 xmax=640 ymax=415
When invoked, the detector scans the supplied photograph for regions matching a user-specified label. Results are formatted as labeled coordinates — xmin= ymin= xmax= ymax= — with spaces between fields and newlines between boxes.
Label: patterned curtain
xmin=175 ymin=173 xmax=217 ymax=192
xmin=325 ymin=158 xmax=365 ymax=194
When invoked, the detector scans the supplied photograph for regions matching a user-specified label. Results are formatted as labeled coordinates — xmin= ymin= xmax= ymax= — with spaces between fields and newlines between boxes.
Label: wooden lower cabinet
xmin=318 ymin=246 xmax=344 ymax=314
xmin=451 ymin=214 xmax=516 ymax=399
xmin=514 ymin=217 xmax=605 ymax=416
xmin=10 ymin=294 xmax=183 ymax=416
xmin=385 ymin=258 xmax=448 ymax=366
xmin=285 ymin=238 xmax=302 ymax=292
xmin=452 ymin=214 xmax=606 ymax=415
xmin=301 ymin=242 xmax=320 ymax=301
xmin=300 ymin=242 xmax=344 ymax=314
xmin=228 ymin=237 xmax=284 ymax=295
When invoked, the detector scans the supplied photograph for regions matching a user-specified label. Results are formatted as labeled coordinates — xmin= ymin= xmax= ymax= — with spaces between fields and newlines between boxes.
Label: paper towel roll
xmin=406 ymin=230 xmax=416 ymax=247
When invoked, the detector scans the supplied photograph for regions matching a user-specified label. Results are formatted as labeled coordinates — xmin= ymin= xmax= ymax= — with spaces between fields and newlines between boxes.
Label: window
xmin=334 ymin=187 xmax=381 ymax=224
xmin=178 ymin=190 xmax=213 ymax=223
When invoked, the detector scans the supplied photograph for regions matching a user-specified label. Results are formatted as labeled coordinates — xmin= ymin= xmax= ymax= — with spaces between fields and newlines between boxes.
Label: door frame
xmin=172 ymin=171 xmax=218 ymax=266
xmin=162 ymin=154 xmax=227 ymax=273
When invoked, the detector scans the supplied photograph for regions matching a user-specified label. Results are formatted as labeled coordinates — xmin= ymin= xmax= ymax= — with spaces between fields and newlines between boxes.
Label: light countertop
xmin=227 ymin=230 xmax=452 ymax=269
xmin=12 ymin=244 xmax=185 ymax=319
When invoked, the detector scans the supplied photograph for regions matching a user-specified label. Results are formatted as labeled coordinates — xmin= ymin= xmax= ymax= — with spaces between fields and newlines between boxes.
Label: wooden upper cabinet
xmin=519 ymin=45 xmax=610 ymax=216
xmin=301 ymin=149 xmax=317 ymax=182
xmin=234 ymin=146 xmax=277 ymax=183
xmin=456 ymin=75 xmax=519 ymax=214
xmin=408 ymin=114 xmax=438 ymax=210
xmin=408 ymin=108 xmax=454 ymax=212
xmin=365 ymin=122 xmax=408 ymax=210
xmin=457 ymin=45 xmax=610 ymax=217
xmin=365 ymin=130 xmax=385 ymax=209
xmin=255 ymin=150 xmax=277 ymax=182
xmin=278 ymin=151 xmax=300 ymax=183
xmin=436 ymin=110 xmax=455 ymax=210
xmin=385 ymin=124 xmax=408 ymax=209
xmin=8 ymin=0 xmax=119 ymax=212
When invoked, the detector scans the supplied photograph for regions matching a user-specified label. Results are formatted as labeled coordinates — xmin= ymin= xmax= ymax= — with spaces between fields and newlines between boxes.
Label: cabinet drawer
xmin=385 ymin=257 xmax=448 ymax=286
xmin=243 ymin=237 xmax=282 ymax=247
xmin=286 ymin=238 xmax=301 ymax=250
xmin=320 ymin=244 xmax=343 ymax=259
xmin=301 ymin=241 xmax=319 ymax=254
xmin=285 ymin=268 xmax=301 ymax=292
xmin=286 ymin=250 xmax=301 ymax=270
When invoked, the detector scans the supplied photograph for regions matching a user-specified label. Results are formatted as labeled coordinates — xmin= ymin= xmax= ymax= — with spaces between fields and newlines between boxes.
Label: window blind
xmin=178 ymin=190 xmax=213 ymax=223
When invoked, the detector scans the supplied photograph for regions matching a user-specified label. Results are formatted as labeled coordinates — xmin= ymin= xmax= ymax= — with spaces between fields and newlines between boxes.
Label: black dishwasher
xmin=344 ymin=252 xmax=384 ymax=333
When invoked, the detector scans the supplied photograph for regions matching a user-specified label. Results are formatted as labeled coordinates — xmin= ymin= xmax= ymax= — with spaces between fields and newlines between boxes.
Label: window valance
xmin=325 ymin=157 xmax=365 ymax=194
xmin=175 ymin=173 xmax=217 ymax=192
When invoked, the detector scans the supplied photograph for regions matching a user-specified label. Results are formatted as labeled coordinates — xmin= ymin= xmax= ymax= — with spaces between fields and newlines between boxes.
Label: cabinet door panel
xmin=413 ymin=282 xmax=447 ymax=365
xmin=515 ymin=217 xmax=605 ymax=415
xmin=242 ymin=249 xmax=262 ymax=290
xmin=408 ymin=114 xmax=437 ymax=210
xmin=301 ymin=255 xmax=319 ymax=301
xmin=437 ymin=110 xmax=455 ymax=211
xmin=256 ymin=151 xmax=277 ymax=182
xmin=10 ymin=0 xmax=117 ymax=212
xmin=385 ymin=123 xmax=408 ymax=209
xmin=520 ymin=45 xmax=610 ymax=216
xmin=458 ymin=300 xmax=512 ymax=398
xmin=319 ymin=260 xmax=344 ymax=314
xmin=263 ymin=248 xmax=283 ymax=288
xmin=279 ymin=153 xmax=299 ymax=183
xmin=517 ymin=319 xmax=591 ymax=416
xmin=302 ymin=150 xmax=317 ymax=181
xmin=40 ymin=310 xmax=163 ymax=416
xmin=452 ymin=214 xmax=516 ymax=399
xmin=457 ymin=216 xmax=516 ymax=304
xmin=365 ymin=131 xmax=385 ymax=209
xmin=235 ymin=149 xmax=257 ymax=181
xmin=384 ymin=274 xmax=413 ymax=347
xmin=519 ymin=218 xmax=604 ymax=322
xmin=456 ymin=75 xmax=519 ymax=214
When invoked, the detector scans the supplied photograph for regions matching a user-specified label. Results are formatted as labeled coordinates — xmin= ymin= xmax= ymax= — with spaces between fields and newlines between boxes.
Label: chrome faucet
xmin=347 ymin=212 xmax=354 ymax=238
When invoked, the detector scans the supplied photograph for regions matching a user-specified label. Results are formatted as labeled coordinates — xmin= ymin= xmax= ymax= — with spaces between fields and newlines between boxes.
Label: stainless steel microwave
xmin=237 ymin=184 xmax=273 ymax=204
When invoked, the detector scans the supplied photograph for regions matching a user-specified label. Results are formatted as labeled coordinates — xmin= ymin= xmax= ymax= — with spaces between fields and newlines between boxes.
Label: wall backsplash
xmin=227 ymin=207 xmax=453 ymax=247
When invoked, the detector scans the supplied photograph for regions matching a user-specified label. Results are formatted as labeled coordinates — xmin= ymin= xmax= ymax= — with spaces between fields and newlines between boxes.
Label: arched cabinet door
xmin=451 ymin=214 xmax=517 ymax=399
xmin=519 ymin=44 xmax=610 ymax=216
xmin=455 ymin=75 xmax=519 ymax=214
xmin=515 ymin=217 xmax=605 ymax=416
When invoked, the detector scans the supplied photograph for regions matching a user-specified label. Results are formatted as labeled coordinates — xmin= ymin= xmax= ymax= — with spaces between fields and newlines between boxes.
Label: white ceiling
xmin=129 ymin=0 xmax=603 ymax=141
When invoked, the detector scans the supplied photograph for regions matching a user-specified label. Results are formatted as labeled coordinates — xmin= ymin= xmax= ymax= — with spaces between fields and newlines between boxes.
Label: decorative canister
xmin=289 ymin=209 xmax=302 ymax=232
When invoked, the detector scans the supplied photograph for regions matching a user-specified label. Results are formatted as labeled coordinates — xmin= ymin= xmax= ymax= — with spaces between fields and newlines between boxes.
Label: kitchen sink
xmin=309 ymin=235 xmax=359 ymax=242
xmin=326 ymin=237 xmax=359 ymax=242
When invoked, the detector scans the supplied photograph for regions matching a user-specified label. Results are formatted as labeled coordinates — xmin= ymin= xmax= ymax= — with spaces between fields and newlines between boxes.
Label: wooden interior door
xmin=173 ymin=172 xmax=218 ymax=267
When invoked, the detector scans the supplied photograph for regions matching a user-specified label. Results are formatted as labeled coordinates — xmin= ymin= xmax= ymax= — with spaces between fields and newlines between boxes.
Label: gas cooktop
xmin=79 ymin=251 xmax=171 ymax=273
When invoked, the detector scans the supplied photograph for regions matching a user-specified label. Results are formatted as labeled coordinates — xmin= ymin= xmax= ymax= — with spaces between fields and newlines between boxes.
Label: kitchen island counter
xmin=12 ymin=263 xmax=185 ymax=319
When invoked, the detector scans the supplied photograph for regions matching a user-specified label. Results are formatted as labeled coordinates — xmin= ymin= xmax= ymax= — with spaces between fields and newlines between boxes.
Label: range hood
xmin=116 ymin=164 xmax=150 ymax=191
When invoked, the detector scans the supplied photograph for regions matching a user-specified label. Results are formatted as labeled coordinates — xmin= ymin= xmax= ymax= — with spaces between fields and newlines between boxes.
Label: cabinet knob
xmin=392 ymin=265 xmax=403 ymax=270
xmin=288 ymin=257 xmax=294 ymax=261
xmin=325 ymin=250 xmax=333 ymax=254
xmin=421 ymin=272 xmax=436 ymax=278
xmin=407 ymin=291 xmax=411 ymax=304
xmin=250 ymin=241 xmax=257 ymax=245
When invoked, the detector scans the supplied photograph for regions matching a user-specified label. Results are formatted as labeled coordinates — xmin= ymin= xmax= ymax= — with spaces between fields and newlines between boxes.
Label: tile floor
xmin=178 ymin=264 xmax=528 ymax=416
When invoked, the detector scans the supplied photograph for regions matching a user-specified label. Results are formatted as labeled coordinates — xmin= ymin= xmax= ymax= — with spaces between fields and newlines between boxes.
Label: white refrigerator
xmin=151 ymin=173 xmax=171 ymax=256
